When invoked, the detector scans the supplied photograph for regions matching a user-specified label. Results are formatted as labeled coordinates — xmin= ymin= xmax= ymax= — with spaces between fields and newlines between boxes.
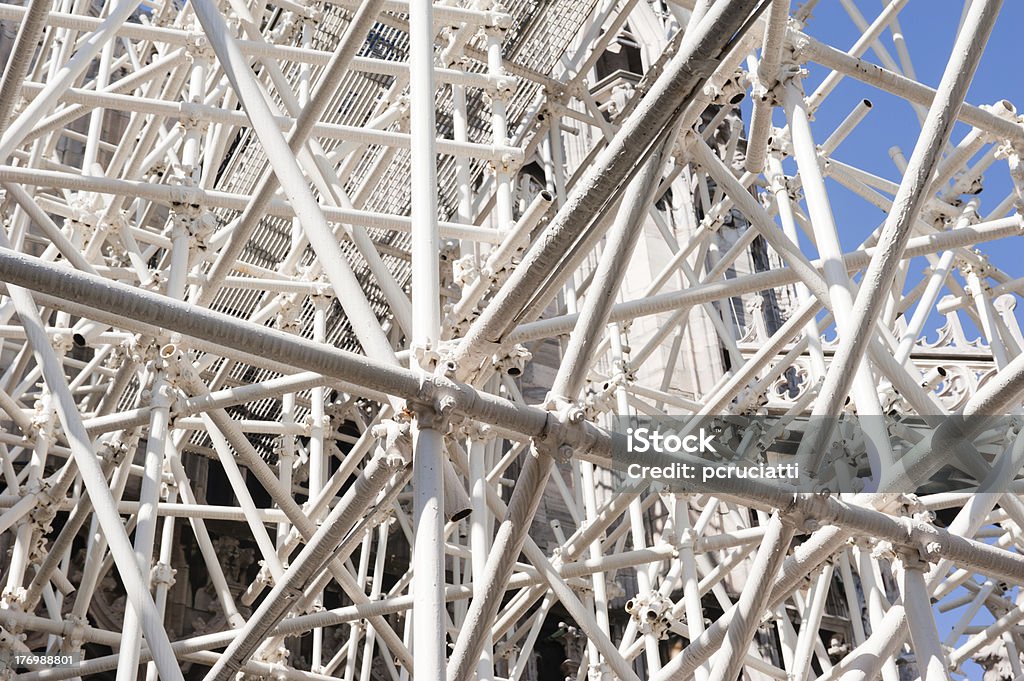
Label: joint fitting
xmin=151 ymin=563 xmax=176 ymax=588
xmin=372 ymin=418 xmax=413 ymax=465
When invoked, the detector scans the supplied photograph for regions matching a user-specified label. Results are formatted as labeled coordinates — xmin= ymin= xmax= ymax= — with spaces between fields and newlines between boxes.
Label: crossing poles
xmin=795 ymin=0 xmax=1005 ymax=481
xmin=447 ymin=0 xmax=765 ymax=379
xmin=0 ymin=1 xmax=1023 ymax=680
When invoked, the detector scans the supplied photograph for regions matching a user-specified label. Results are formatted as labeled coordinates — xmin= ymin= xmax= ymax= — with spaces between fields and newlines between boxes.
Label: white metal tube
xmin=820 ymin=99 xmax=874 ymax=156
xmin=944 ymin=580 xmax=995 ymax=646
xmin=899 ymin=560 xmax=953 ymax=681
xmin=201 ymin=415 xmax=286 ymax=579
xmin=893 ymin=249 xmax=956 ymax=364
xmin=790 ymin=565 xmax=833 ymax=681
xmin=782 ymin=79 xmax=896 ymax=480
xmin=143 ymin=479 xmax=179 ymax=681
xmin=0 ymin=250 xmax=184 ymax=681
xmin=408 ymin=0 xmax=447 ymax=677
xmin=799 ymin=0 xmax=1003 ymax=471
xmin=966 ymin=267 xmax=1010 ymax=368
xmin=114 ymin=374 xmax=169 ymax=681
xmin=0 ymin=0 xmax=143 ymax=160
xmin=745 ymin=0 xmax=790 ymax=173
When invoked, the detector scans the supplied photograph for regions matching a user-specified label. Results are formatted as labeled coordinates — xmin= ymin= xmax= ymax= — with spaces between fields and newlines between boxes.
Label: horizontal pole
xmin=0 ymin=2 xmax=511 ymax=46
xmin=791 ymin=27 xmax=1024 ymax=146
xmin=508 ymin=215 xmax=1024 ymax=342
xmin=0 ymin=166 xmax=503 ymax=243
xmin=17 ymin=82 xmax=523 ymax=163
xmin=0 ymin=247 xmax=609 ymax=457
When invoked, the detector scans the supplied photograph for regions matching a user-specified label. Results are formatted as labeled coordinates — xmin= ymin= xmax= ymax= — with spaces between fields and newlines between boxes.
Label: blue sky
xmin=739 ymin=3 xmax=1023 ymax=678
xmin=739 ymin=0 xmax=1023 ymax=346
xmin=772 ymin=0 xmax=1023 ymax=250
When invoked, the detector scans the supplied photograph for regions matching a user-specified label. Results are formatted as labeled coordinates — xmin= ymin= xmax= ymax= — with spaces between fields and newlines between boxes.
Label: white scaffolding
xmin=0 ymin=0 xmax=1023 ymax=680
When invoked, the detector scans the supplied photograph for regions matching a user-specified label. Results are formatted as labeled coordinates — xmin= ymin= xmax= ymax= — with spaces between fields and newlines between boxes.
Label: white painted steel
xmin=0 ymin=1 xmax=1022 ymax=680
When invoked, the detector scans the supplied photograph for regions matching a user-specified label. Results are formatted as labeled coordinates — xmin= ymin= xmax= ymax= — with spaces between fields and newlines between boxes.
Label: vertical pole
xmin=309 ymin=295 xmax=328 ymax=672
xmin=790 ymin=564 xmax=834 ymax=681
xmin=469 ymin=432 xmax=495 ymax=681
xmin=674 ymin=499 xmax=709 ymax=681
xmin=965 ymin=265 xmax=1010 ymax=368
xmin=452 ymin=84 xmax=476 ymax=262
xmin=613 ymin=320 xmax=666 ymax=674
xmin=899 ymin=556 xmax=954 ymax=681
xmin=144 ymin=455 xmax=179 ymax=681
xmin=766 ymin=154 xmax=826 ymax=380
xmin=124 ymin=204 xmax=204 ymax=680
xmin=82 ymin=13 xmax=115 ymax=174
xmin=580 ymin=457 xmax=611 ymax=679
xmin=409 ymin=2 xmax=446 ymax=681
xmin=358 ymin=523 xmax=391 ymax=681
xmin=114 ymin=373 xmax=170 ymax=681
xmin=781 ymin=78 xmax=895 ymax=484
xmin=486 ymin=29 xmax=513 ymax=233
xmin=745 ymin=0 xmax=790 ymax=174
xmin=0 ymin=0 xmax=50 ymax=132
xmin=344 ymin=530 xmax=376 ymax=681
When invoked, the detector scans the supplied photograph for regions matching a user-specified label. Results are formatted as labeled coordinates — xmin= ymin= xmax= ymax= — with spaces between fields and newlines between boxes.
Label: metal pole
xmin=0 ymin=0 xmax=50 ymax=132
xmin=898 ymin=556 xmax=953 ymax=681
xmin=0 ymin=244 xmax=184 ymax=681
xmin=780 ymin=77 xmax=894 ymax=484
xmin=745 ymin=0 xmax=790 ymax=174
xmin=449 ymin=0 xmax=762 ymax=378
xmin=797 ymin=0 xmax=1003 ymax=473
xmin=448 ymin=137 xmax=671 ymax=681
xmin=113 ymin=372 xmax=170 ymax=681
xmin=408 ymin=0 xmax=447 ymax=678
